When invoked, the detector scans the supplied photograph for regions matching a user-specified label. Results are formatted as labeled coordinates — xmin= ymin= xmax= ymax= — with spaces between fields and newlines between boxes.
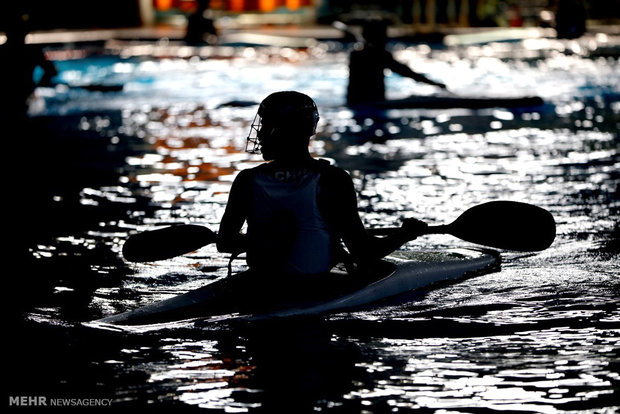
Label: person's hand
xmin=401 ymin=218 xmax=428 ymax=240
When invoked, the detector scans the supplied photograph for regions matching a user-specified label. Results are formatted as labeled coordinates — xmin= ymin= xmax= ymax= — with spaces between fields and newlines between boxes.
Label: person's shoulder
xmin=316 ymin=159 xmax=352 ymax=185
xmin=239 ymin=163 xmax=271 ymax=174
xmin=233 ymin=165 xmax=261 ymax=184
xmin=251 ymin=162 xmax=271 ymax=172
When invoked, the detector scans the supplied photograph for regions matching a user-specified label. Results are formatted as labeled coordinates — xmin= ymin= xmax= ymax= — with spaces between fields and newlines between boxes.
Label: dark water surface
xmin=7 ymin=31 xmax=619 ymax=412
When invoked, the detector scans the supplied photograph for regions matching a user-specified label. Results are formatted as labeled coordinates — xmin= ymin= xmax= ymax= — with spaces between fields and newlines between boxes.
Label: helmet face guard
xmin=246 ymin=91 xmax=319 ymax=155
xmin=245 ymin=111 xmax=265 ymax=154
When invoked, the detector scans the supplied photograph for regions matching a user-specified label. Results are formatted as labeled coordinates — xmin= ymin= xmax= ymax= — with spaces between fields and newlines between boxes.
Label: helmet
xmin=362 ymin=19 xmax=388 ymax=44
xmin=246 ymin=91 xmax=320 ymax=154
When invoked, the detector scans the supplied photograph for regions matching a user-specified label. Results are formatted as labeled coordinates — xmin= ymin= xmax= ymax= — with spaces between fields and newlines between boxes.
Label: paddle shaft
xmin=369 ymin=225 xmax=449 ymax=236
xmin=122 ymin=201 xmax=555 ymax=261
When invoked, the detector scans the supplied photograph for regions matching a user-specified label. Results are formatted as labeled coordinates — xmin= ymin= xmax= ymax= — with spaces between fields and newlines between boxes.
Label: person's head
xmin=196 ymin=0 xmax=210 ymax=11
xmin=361 ymin=19 xmax=388 ymax=47
xmin=246 ymin=91 xmax=319 ymax=161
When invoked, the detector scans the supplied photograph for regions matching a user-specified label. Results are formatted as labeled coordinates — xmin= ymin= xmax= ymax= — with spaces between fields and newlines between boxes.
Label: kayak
xmin=350 ymin=94 xmax=544 ymax=110
xmin=91 ymin=248 xmax=499 ymax=327
xmin=94 ymin=249 xmax=498 ymax=326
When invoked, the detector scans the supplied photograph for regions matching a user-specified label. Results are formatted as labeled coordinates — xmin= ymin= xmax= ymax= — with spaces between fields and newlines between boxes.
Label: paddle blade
xmin=122 ymin=225 xmax=217 ymax=262
xmin=448 ymin=201 xmax=556 ymax=252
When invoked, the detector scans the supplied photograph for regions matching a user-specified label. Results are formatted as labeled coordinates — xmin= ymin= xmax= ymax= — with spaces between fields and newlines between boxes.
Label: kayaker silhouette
xmin=0 ymin=10 xmax=57 ymax=121
xmin=217 ymin=91 xmax=427 ymax=283
xmin=346 ymin=19 xmax=447 ymax=106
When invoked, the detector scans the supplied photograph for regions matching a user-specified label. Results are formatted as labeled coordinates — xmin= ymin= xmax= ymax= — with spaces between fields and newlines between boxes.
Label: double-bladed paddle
xmin=121 ymin=201 xmax=555 ymax=262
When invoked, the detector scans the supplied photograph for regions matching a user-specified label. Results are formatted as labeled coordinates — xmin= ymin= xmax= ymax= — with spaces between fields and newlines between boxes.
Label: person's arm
xmin=35 ymin=48 xmax=58 ymax=87
xmin=320 ymin=167 xmax=427 ymax=264
xmin=217 ymin=170 xmax=251 ymax=254
xmin=386 ymin=54 xmax=447 ymax=89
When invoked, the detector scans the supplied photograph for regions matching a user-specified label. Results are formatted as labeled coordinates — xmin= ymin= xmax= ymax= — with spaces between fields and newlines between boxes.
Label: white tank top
xmin=247 ymin=166 xmax=332 ymax=275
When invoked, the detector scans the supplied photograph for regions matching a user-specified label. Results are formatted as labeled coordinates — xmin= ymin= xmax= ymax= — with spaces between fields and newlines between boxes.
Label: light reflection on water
xmin=362 ymin=328 xmax=617 ymax=413
xmin=20 ymin=32 xmax=620 ymax=412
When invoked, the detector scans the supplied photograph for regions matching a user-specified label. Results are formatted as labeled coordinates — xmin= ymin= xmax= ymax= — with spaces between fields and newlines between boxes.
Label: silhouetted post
xmin=426 ymin=0 xmax=437 ymax=28
xmin=458 ymin=0 xmax=470 ymax=26
xmin=412 ymin=0 xmax=422 ymax=25
xmin=447 ymin=0 xmax=456 ymax=25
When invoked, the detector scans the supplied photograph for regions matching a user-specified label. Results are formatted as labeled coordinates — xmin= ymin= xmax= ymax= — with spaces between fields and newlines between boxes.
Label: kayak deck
xmin=252 ymin=248 xmax=499 ymax=320
xmin=92 ymin=248 xmax=499 ymax=327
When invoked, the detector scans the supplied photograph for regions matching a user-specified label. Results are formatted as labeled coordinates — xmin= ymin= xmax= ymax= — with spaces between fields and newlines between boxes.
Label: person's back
xmin=346 ymin=20 xmax=446 ymax=106
xmin=347 ymin=21 xmax=390 ymax=106
xmin=347 ymin=44 xmax=390 ymax=105
xmin=217 ymin=90 xmax=427 ymax=281
xmin=245 ymin=159 xmax=333 ymax=275
xmin=184 ymin=0 xmax=217 ymax=44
